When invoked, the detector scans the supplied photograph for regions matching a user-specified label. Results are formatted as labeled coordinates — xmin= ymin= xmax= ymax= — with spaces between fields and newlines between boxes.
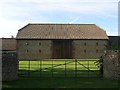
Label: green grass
xmin=18 ymin=60 xmax=101 ymax=77
xmin=2 ymin=59 xmax=119 ymax=89
xmin=3 ymin=77 xmax=119 ymax=88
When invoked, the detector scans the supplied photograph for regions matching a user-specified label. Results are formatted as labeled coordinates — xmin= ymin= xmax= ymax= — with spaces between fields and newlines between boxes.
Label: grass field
xmin=2 ymin=59 xmax=119 ymax=89
xmin=18 ymin=60 xmax=101 ymax=77
xmin=3 ymin=77 xmax=119 ymax=89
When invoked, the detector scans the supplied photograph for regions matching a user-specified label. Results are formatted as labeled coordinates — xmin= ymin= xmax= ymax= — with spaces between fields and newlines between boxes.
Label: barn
xmin=16 ymin=23 xmax=108 ymax=60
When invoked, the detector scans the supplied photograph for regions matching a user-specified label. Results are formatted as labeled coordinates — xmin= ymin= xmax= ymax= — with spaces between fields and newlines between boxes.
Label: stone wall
xmin=17 ymin=40 xmax=52 ymax=60
xmin=73 ymin=40 xmax=108 ymax=59
xmin=103 ymin=50 xmax=120 ymax=80
xmin=2 ymin=51 xmax=18 ymax=81
xmin=18 ymin=39 xmax=108 ymax=60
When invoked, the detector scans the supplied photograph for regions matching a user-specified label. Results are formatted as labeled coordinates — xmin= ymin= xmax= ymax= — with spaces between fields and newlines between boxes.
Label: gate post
xmin=103 ymin=50 xmax=119 ymax=80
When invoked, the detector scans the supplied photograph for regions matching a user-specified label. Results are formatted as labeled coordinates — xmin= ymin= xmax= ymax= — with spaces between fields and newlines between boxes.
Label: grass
xmin=18 ymin=60 xmax=101 ymax=77
xmin=3 ymin=77 xmax=119 ymax=88
xmin=2 ymin=59 xmax=119 ymax=89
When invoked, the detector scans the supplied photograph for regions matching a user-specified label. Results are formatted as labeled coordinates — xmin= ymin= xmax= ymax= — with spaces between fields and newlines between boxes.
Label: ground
xmin=2 ymin=60 xmax=120 ymax=89
xmin=3 ymin=77 xmax=119 ymax=88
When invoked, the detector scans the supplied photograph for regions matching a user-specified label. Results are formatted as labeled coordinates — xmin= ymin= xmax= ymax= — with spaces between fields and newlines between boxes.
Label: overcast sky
xmin=0 ymin=0 xmax=119 ymax=38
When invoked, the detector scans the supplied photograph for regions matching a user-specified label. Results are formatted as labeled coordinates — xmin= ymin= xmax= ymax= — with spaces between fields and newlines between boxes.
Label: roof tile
xmin=16 ymin=24 xmax=108 ymax=39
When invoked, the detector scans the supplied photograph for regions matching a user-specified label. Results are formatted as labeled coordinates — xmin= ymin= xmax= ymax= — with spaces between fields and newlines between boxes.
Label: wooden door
xmin=53 ymin=42 xmax=62 ymax=59
xmin=53 ymin=40 xmax=72 ymax=59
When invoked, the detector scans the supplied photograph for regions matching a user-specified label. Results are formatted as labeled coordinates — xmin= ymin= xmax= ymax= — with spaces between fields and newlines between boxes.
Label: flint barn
xmin=16 ymin=24 xmax=108 ymax=60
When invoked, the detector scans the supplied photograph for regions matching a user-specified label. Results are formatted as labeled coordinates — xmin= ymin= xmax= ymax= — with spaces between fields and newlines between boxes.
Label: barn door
xmin=53 ymin=40 xmax=72 ymax=59
xmin=53 ymin=42 xmax=62 ymax=59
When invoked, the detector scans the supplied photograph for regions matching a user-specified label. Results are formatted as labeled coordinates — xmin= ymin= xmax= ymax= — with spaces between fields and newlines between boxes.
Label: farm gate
xmin=18 ymin=59 xmax=102 ymax=78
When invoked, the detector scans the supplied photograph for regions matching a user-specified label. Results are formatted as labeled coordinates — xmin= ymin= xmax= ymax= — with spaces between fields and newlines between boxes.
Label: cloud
xmin=1 ymin=0 xmax=118 ymax=19
xmin=0 ymin=0 xmax=118 ymax=37
xmin=15 ymin=0 xmax=120 ymax=3
xmin=0 ymin=17 xmax=26 ymax=37
xmin=0 ymin=13 xmax=50 ymax=37
xmin=107 ymin=31 xmax=118 ymax=36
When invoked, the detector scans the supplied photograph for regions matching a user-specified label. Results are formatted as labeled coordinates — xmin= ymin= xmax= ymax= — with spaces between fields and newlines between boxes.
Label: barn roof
xmin=16 ymin=23 xmax=108 ymax=39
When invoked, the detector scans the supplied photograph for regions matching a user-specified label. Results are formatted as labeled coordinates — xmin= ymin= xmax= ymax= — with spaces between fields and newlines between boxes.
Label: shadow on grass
xmin=3 ymin=76 xmax=119 ymax=89
xmin=3 ymin=64 xmax=119 ymax=89
xmin=3 ymin=68 xmax=119 ymax=89
xmin=18 ymin=68 xmax=101 ymax=78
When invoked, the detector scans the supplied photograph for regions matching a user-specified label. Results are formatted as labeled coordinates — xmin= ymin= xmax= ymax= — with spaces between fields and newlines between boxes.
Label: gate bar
xmin=52 ymin=60 xmax=53 ymax=77
xmin=39 ymin=60 xmax=41 ymax=77
xmin=88 ymin=60 xmax=89 ymax=77
xmin=28 ymin=60 xmax=30 ymax=76
xmin=75 ymin=59 xmax=77 ymax=77
xmin=65 ymin=60 xmax=66 ymax=77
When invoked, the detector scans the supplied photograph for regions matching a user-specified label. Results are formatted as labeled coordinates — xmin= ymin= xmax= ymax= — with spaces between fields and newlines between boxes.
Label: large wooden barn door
xmin=53 ymin=40 xmax=72 ymax=59
xmin=53 ymin=41 xmax=62 ymax=59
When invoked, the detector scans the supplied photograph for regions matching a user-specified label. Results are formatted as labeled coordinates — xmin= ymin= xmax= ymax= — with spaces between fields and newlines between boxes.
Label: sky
xmin=0 ymin=0 xmax=119 ymax=38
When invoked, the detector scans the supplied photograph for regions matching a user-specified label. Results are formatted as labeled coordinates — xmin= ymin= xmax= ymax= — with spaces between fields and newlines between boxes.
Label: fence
xmin=18 ymin=59 xmax=102 ymax=78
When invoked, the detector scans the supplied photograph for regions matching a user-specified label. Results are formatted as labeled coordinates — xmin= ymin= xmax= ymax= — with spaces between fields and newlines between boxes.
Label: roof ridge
xmin=28 ymin=23 xmax=96 ymax=25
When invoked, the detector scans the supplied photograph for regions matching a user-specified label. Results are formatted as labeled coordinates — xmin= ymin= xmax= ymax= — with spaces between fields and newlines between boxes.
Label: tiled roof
xmin=0 ymin=38 xmax=16 ymax=51
xmin=16 ymin=24 xmax=108 ymax=39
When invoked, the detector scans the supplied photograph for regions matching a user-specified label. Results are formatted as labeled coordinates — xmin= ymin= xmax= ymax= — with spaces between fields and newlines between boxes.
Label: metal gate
xmin=18 ymin=59 xmax=102 ymax=78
